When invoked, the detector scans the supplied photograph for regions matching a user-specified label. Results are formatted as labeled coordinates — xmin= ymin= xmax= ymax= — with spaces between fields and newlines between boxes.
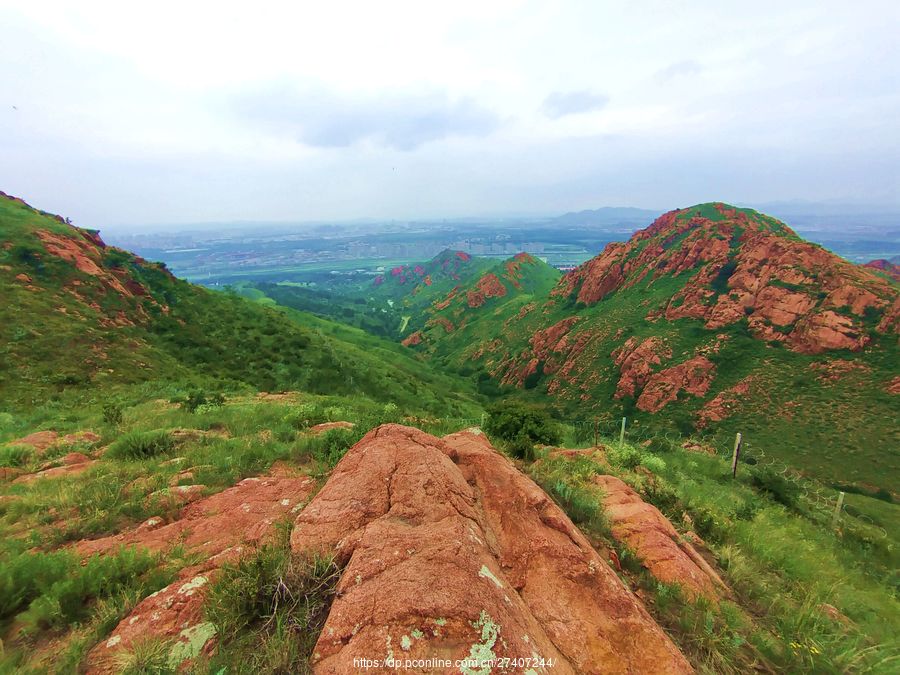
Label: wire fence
xmin=433 ymin=414 xmax=889 ymax=540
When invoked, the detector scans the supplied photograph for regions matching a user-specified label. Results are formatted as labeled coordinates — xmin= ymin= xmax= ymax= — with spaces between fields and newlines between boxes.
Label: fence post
xmin=833 ymin=491 xmax=845 ymax=528
xmin=619 ymin=417 xmax=626 ymax=445
xmin=731 ymin=432 xmax=742 ymax=478
xmin=593 ymin=419 xmax=598 ymax=447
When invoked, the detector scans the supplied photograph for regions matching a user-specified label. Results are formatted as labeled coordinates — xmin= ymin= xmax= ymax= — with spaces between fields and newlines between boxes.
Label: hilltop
xmin=401 ymin=203 xmax=900 ymax=491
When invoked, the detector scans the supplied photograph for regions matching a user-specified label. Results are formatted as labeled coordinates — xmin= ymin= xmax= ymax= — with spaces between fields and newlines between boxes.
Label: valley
xmin=1 ymin=192 xmax=898 ymax=673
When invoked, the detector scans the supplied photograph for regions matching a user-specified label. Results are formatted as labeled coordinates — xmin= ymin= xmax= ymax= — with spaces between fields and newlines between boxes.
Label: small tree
xmin=484 ymin=400 xmax=560 ymax=461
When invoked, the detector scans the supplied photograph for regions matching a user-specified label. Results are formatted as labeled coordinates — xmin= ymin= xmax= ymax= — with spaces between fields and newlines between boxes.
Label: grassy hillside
xmin=0 ymin=192 xmax=480 ymax=423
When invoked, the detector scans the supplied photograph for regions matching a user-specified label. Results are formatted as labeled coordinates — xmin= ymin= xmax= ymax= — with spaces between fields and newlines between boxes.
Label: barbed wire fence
xmin=432 ymin=414 xmax=888 ymax=540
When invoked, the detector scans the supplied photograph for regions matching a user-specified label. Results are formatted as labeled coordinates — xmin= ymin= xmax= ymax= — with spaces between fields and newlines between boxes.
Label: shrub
xmin=103 ymin=402 xmax=124 ymax=427
xmin=484 ymin=400 xmax=559 ymax=460
xmin=107 ymin=430 xmax=175 ymax=460
xmin=286 ymin=403 xmax=325 ymax=430
xmin=608 ymin=444 xmax=642 ymax=469
xmin=0 ymin=547 xmax=166 ymax=632
xmin=205 ymin=525 xmax=341 ymax=673
xmin=748 ymin=467 xmax=801 ymax=509
xmin=179 ymin=390 xmax=225 ymax=413
xmin=0 ymin=444 xmax=33 ymax=468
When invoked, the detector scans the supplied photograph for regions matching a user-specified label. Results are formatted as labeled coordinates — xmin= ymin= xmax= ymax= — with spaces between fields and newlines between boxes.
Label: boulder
xmin=291 ymin=424 xmax=691 ymax=674
xmin=592 ymin=475 xmax=728 ymax=601
xmin=81 ymin=473 xmax=316 ymax=673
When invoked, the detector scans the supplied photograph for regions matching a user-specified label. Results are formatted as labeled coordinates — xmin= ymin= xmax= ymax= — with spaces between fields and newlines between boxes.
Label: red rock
xmin=15 ymin=273 xmax=32 ymax=283
xmin=551 ymin=205 xmax=898 ymax=355
xmin=61 ymin=451 xmax=91 ymax=466
xmin=863 ymin=258 xmax=900 ymax=282
xmin=697 ymin=376 xmax=755 ymax=427
xmin=593 ymin=475 xmax=728 ymax=600
xmin=13 ymin=460 xmax=97 ymax=483
xmin=7 ymin=431 xmax=59 ymax=453
xmin=636 ymin=356 xmax=716 ymax=413
xmin=466 ymin=272 xmax=507 ymax=308
xmin=81 ymin=473 xmax=317 ymax=670
xmin=611 ymin=337 xmax=672 ymax=399
xmin=307 ymin=421 xmax=355 ymax=435
xmin=887 ymin=376 xmax=900 ymax=395
xmin=401 ymin=330 xmax=423 ymax=347
xmin=77 ymin=474 xmax=314 ymax=559
xmin=0 ymin=467 xmax=24 ymax=482
xmin=291 ymin=424 xmax=691 ymax=674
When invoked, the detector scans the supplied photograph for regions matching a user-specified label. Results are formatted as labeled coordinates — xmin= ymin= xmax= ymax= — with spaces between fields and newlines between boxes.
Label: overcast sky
xmin=1 ymin=0 xmax=898 ymax=231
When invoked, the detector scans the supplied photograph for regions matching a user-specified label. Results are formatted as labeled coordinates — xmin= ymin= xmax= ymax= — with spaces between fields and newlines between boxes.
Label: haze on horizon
xmin=1 ymin=0 xmax=899 ymax=233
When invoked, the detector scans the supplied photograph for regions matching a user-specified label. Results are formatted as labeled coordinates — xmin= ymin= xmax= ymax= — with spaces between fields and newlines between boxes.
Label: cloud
xmin=541 ymin=90 xmax=609 ymax=119
xmin=654 ymin=60 xmax=703 ymax=84
xmin=232 ymin=86 xmax=501 ymax=151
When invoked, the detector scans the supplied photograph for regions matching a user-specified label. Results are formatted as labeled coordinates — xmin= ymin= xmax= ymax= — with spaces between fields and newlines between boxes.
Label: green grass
xmin=203 ymin=523 xmax=341 ymax=674
xmin=527 ymin=436 xmax=900 ymax=673
xmin=106 ymin=429 xmax=176 ymax=459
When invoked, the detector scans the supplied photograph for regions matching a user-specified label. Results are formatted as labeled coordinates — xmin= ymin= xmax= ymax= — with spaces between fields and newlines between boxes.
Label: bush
xmin=0 ymin=444 xmax=33 ymax=468
xmin=103 ymin=402 xmax=124 ymax=427
xmin=179 ymin=390 xmax=225 ymax=413
xmin=205 ymin=525 xmax=340 ymax=673
xmin=484 ymin=400 xmax=559 ymax=460
xmin=608 ymin=444 xmax=642 ymax=469
xmin=0 ymin=547 xmax=166 ymax=632
xmin=286 ymin=403 xmax=325 ymax=430
xmin=107 ymin=430 xmax=175 ymax=460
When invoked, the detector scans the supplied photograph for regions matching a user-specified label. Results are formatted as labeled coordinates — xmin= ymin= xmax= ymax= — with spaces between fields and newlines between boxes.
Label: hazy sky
xmin=1 ymin=0 xmax=899 ymax=231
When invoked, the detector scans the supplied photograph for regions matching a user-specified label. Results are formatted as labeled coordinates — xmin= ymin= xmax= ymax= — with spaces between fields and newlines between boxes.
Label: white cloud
xmin=0 ymin=0 xmax=898 ymax=227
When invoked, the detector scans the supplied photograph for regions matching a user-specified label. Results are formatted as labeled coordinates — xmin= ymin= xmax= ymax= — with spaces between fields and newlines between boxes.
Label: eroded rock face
xmin=555 ymin=204 xmax=898 ymax=355
xmin=636 ymin=356 xmax=716 ymax=413
xmin=612 ymin=337 xmax=672 ymax=400
xmin=81 ymin=473 xmax=316 ymax=673
xmin=593 ymin=475 xmax=727 ymax=601
xmin=291 ymin=424 xmax=691 ymax=674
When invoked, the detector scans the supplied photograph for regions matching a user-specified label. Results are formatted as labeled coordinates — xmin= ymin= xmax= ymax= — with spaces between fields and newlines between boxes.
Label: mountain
xmin=2 ymin=194 xmax=897 ymax=674
xmin=366 ymin=248 xmax=495 ymax=314
xmin=864 ymin=258 xmax=900 ymax=282
xmin=0 ymin=192 xmax=478 ymax=415
xmin=401 ymin=253 xmax=561 ymax=356
xmin=552 ymin=206 xmax=661 ymax=227
xmin=404 ymin=203 xmax=900 ymax=490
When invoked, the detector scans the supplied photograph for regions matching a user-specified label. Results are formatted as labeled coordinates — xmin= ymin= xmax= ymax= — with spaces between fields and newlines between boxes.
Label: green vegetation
xmin=203 ymin=523 xmax=341 ymax=674
xmin=529 ymin=434 xmax=900 ymax=674
xmin=107 ymin=429 xmax=176 ymax=459
xmin=1 ymin=194 xmax=897 ymax=673
xmin=483 ymin=399 xmax=559 ymax=460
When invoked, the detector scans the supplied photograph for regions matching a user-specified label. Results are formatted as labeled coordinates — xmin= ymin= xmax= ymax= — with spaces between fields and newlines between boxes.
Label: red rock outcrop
xmin=636 ymin=356 xmax=716 ymax=413
xmin=81 ymin=473 xmax=315 ymax=673
xmin=593 ymin=475 xmax=727 ymax=600
xmin=553 ymin=204 xmax=898 ymax=355
xmin=291 ymin=424 xmax=691 ymax=674
xmin=612 ymin=337 xmax=672 ymax=399
xmin=697 ymin=376 xmax=756 ymax=427
xmin=863 ymin=258 xmax=900 ymax=282
xmin=466 ymin=272 xmax=508 ymax=308
xmin=308 ymin=421 xmax=356 ymax=435
xmin=401 ymin=330 xmax=423 ymax=347
xmin=78 ymin=474 xmax=314 ymax=558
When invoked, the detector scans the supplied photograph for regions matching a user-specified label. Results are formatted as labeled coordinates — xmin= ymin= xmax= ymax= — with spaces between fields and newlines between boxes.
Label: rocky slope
xmin=402 ymin=203 xmax=900 ymax=490
xmin=401 ymin=252 xmax=561 ymax=354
